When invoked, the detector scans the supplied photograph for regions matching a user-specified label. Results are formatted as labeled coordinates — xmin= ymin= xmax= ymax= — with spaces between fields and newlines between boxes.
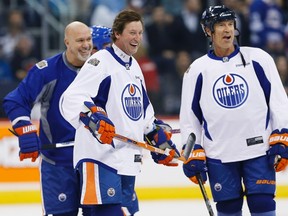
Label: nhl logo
xmin=58 ymin=193 xmax=67 ymax=202
xmin=107 ymin=188 xmax=116 ymax=197
xmin=214 ymin=183 xmax=222 ymax=192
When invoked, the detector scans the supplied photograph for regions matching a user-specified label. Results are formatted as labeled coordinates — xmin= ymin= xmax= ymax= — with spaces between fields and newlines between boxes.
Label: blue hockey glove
xmin=183 ymin=144 xmax=207 ymax=184
xmin=12 ymin=120 xmax=40 ymax=162
xmin=145 ymin=126 xmax=180 ymax=166
xmin=267 ymin=129 xmax=288 ymax=172
xmin=154 ymin=119 xmax=172 ymax=139
xmin=80 ymin=101 xmax=115 ymax=145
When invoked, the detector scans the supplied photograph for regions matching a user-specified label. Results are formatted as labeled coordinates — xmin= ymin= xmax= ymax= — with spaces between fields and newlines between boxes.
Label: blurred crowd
xmin=0 ymin=0 xmax=288 ymax=117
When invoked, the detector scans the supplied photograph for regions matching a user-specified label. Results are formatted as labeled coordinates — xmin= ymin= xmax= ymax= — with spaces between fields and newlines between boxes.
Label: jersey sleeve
xmin=264 ymin=52 xmax=288 ymax=129
xmin=3 ymin=65 xmax=46 ymax=123
xmin=60 ymin=56 xmax=107 ymax=129
xmin=179 ymin=64 xmax=203 ymax=146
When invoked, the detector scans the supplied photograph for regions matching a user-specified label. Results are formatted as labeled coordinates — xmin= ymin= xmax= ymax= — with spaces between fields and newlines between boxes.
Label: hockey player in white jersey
xmin=180 ymin=5 xmax=288 ymax=216
xmin=60 ymin=10 xmax=179 ymax=216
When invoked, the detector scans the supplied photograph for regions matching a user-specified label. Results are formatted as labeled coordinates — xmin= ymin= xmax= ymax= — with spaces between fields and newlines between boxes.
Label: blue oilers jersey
xmin=60 ymin=44 xmax=155 ymax=175
xmin=180 ymin=46 xmax=288 ymax=162
xmin=3 ymin=53 xmax=80 ymax=165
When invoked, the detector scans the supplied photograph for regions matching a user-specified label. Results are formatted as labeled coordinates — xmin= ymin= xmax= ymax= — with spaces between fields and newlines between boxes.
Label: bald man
xmin=3 ymin=21 xmax=92 ymax=216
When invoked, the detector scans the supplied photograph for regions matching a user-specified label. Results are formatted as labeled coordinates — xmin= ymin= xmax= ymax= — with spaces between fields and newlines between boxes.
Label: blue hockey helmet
xmin=90 ymin=25 xmax=112 ymax=50
xmin=200 ymin=5 xmax=236 ymax=37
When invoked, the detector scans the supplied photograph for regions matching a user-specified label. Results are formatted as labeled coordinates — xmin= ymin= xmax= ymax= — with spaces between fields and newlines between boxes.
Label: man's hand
xmin=12 ymin=120 xmax=40 ymax=162
xmin=80 ymin=101 xmax=115 ymax=145
xmin=267 ymin=129 xmax=288 ymax=172
xmin=183 ymin=144 xmax=207 ymax=184
xmin=145 ymin=126 xmax=180 ymax=166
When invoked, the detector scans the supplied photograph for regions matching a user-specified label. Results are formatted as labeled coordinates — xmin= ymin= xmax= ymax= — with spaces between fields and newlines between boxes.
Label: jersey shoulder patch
xmin=36 ymin=60 xmax=48 ymax=69
xmin=87 ymin=58 xmax=100 ymax=66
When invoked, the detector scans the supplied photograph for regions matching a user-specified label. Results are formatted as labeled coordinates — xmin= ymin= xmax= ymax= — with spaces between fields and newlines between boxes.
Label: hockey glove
xmin=80 ymin=101 xmax=115 ymax=145
xmin=12 ymin=120 xmax=40 ymax=162
xmin=154 ymin=119 xmax=172 ymax=140
xmin=145 ymin=126 xmax=180 ymax=166
xmin=267 ymin=129 xmax=288 ymax=172
xmin=183 ymin=144 xmax=207 ymax=184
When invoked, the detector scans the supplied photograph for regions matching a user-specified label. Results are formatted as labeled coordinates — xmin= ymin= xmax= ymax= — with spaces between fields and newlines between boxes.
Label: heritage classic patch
xmin=88 ymin=58 xmax=100 ymax=66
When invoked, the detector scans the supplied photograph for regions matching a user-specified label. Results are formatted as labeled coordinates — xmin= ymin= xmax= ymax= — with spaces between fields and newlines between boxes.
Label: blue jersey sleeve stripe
xmin=252 ymin=60 xmax=271 ymax=128
xmin=192 ymin=73 xmax=203 ymax=125
xmin=142 ymin=84 xmax=150 ymax=119
xmin=93 ymin=75 xmax=111 ymax=110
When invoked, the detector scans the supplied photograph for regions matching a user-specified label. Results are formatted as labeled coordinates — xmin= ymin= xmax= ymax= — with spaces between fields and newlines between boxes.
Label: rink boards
xmin=0 ymin=119 xmax=287 ymax=204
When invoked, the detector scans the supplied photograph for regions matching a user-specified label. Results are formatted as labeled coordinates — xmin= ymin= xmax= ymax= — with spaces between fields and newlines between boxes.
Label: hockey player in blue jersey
xmin=60 ymin=10 xmax=179 ymax=216
xmin=2 ymin=21 xmax=94 ymax=216
xmin=180 ymin=5 xmax=288 ymax=216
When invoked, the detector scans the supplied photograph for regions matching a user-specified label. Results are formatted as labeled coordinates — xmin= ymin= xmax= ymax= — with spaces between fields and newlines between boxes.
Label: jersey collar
xmin=106 ymin=44 xmax=132 ymax=70
xmin=208 ymin=45 xmax=239 ymax=62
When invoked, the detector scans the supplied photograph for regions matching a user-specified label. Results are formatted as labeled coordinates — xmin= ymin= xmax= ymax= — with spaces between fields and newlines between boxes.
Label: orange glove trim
xmin=14 ymin=125 xmax=37 ymax=136
xmin=98 ymin=120 xmax=115 ymax=144
xmin=269 ymin=133 xmax=288 ymax=146
xmin=19 ymin=152 xmax=39 ymax=162
xmin=275 ymin=158 xmax=288 ymax=172
xmin=158 ymin=149 xmax=178 ymax=166
xmin=184 ymin=149 xmax=206 ymax=164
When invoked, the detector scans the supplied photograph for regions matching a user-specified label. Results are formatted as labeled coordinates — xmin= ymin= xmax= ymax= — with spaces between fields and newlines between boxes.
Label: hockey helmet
xmin=90 ymin=25 xmax=112 ymax=50
xmin=200 ymin=5 xmax=236 ymax=37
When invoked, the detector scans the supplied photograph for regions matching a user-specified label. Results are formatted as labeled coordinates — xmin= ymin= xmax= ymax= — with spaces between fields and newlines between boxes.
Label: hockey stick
xmin=182 ymin=133 xmax=214 ymax=216
xmin=196 ymin=173 xmax=214 ymax=216
xmin=40 ymin=129 xmax=180 ymax=150
xmin=171 ymin=128 xmax=181 ymax=134
xmin=41 ymin=141 xmax=74 ymax=150
xmin=114 ymin=133 xmax=188 ymax=162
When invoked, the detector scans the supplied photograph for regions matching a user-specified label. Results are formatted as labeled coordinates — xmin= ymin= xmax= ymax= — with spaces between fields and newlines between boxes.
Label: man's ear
xmin=206 ymin=28 xmax=212 ymax=37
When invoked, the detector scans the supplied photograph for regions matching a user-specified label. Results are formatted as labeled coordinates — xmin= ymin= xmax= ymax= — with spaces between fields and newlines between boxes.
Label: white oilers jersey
xmin=60 ymin=44 xmax=155 ymax=175
xmin=180 ymin=46 xmax=288 ymax=163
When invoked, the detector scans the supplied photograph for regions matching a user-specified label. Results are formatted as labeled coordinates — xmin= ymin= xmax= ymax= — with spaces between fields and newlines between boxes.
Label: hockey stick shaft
xmin=196 ymin=173 xmax=215 ymax=216
xmin=183 ymin=133 xmax=215 ymax=216
xmin=41 ymin=141 xmax=74 ymax=150
xmin=40 ymin=129 xmax=180 ymax=150
xmin=171 ymin=128 xmax=181 ymax=134
xmin=113 ymin=133 xmax=187 ymax=162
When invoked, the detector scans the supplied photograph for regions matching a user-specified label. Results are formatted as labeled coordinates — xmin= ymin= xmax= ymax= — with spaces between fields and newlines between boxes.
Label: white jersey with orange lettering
xmin=60 ymin=44 xmax=155 ymax=175
xmin=180 ymin=46 xmax=288 ymax=163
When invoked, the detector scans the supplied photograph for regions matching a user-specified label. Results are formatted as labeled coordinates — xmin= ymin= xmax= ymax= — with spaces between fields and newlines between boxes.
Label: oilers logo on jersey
xmin=213 ymin=73 xmax=249 ymax=108
xmin=121 ymin=83 xmax=142 ymax=121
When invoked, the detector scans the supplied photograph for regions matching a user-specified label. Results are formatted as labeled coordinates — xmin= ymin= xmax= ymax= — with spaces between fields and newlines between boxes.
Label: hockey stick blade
xmin=182 ymin=133 xmax=196 ymax=160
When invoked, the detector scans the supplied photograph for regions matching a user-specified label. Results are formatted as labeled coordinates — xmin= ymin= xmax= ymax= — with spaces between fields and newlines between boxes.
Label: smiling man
xmin=60 ymin=10 xmax=179 ymax=216
xmin=180 ymin=5 xmax=288 ymax=216
xmin=3 ymin=21 xmax=93 ymax=216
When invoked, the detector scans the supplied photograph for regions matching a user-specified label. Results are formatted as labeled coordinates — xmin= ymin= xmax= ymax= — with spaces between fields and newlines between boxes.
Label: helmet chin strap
xmin=234 ymin=28 xmax=247 ymax=67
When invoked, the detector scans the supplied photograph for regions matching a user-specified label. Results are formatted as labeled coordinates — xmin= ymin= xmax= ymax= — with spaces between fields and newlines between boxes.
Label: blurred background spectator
xmin=0 ymin=9 xmax=34 ymax=62
xmin=249 ymin=0 xmax=286 ymax=55
xmin=275 ymin=54 xmax=288 ymax=94
xmin=170 ymin=0 xmax=206 ymax=60
xmin=0 ymin=0 xmax=288 ymax=118
xmin=10 ymin=34 xmax=38 ymax=81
